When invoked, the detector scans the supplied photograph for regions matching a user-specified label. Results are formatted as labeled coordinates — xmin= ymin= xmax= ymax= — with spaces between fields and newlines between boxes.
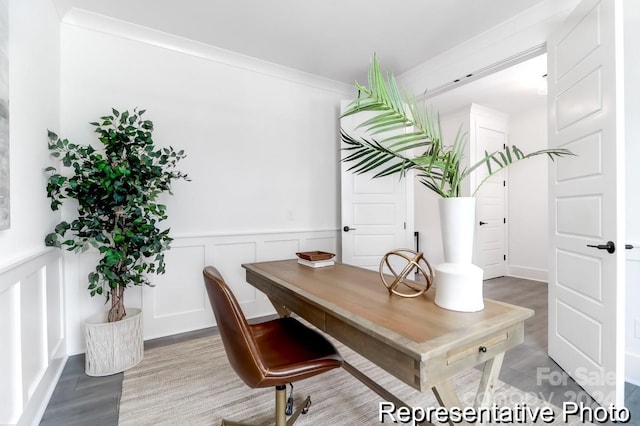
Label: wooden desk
xmin=243 ymin=260 xmax=534 ymax=421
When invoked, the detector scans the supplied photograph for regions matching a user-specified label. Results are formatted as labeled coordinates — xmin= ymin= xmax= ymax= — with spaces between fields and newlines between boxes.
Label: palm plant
xmin=340 ymin=55 xmax=573 ymax=197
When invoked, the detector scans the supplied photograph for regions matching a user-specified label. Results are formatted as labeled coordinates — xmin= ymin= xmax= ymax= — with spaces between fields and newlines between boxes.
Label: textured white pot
xmin=85 ymin=307 xmax=143 ymax=376
xmin=434 ymin=197 xmax=484 ymax=312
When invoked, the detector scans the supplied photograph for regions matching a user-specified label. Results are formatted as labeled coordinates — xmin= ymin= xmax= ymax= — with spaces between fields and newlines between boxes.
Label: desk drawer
xmin=422 ymin=322 xmax=524 ymax=388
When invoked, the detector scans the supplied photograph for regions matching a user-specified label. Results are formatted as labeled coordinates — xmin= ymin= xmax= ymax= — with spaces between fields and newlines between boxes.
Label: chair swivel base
xmin=221 ymin=386 xmax=312 ymax=426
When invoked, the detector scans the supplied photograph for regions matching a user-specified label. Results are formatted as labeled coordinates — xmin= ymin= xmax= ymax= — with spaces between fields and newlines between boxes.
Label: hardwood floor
xmin=40 ymin=276 xmax=640 ymax=425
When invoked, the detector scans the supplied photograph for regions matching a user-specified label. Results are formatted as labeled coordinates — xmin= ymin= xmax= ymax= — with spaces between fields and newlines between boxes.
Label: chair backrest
xmin=203 ymin=266 xmax=266 ymax=388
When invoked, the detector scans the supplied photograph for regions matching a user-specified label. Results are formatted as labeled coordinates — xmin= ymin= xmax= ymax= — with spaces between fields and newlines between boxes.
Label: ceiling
xmin=427 ymin=53 xmax=548 ymax=116
xmin=52 ymin=0 xmax=562 ymax=116
xmin=53 ymin=0 xmax=548 ymax=85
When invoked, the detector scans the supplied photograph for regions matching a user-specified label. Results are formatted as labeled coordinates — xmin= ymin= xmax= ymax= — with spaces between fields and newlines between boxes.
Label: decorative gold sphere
xmin=379 ymin=249 xmax=433 ymax=298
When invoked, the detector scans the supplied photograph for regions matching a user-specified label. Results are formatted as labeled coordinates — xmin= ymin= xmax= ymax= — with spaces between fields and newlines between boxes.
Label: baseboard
xmin=626 ymin=352 xmax=640 ymax=387
xmin=17 ymin=355 xmax=67 ymax=426
xmin=507 ymin=265 xmax=548 ymax=283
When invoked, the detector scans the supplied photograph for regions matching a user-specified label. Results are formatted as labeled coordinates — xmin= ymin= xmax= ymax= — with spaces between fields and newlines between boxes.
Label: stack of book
xmin=295 ymin=251 xmax=335 ymax=268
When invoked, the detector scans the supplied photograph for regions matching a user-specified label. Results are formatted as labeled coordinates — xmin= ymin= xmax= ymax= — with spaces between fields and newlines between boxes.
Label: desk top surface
xmin=243 ymin=260 xmax=534 ymax=350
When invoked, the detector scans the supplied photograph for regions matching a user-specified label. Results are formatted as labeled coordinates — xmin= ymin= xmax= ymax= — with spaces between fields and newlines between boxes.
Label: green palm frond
xmin=341 ymin=55 xmax=440 ymax=149
xmin=465 ymin=145 xmax=575 ymax=196
xmin=340 ymin=129 xmax=416 ymax=178
xmin=340 ymin=54 xmax=576 ymax=198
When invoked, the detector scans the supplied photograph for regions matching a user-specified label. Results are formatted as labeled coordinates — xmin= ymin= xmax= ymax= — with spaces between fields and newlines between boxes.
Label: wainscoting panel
xmin=0 ymin=249 xmax=66 ymax=426
xmin=20 ymin=269 xmax=47 ymax=403
xmin=139 ymin=230 xmax=338 ymax=341
xmin=142 ymin=242 xmax=212 ymax=339
xmin=46 ymin=258 xmax=64 ymax=360
xmin=210 ymin=240 xmax=258 ymax=304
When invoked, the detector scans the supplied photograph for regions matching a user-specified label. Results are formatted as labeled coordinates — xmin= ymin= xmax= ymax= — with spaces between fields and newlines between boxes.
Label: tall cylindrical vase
xmin=434 ymin=197 xmax=484 ymax=312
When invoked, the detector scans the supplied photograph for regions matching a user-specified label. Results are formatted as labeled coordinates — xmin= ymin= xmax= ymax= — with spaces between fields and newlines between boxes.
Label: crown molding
xmin=61 ymin=7 xmax=354 ymax=97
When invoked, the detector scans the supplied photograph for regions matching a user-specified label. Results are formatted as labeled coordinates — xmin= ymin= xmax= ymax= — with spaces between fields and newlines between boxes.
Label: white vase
xmin=85 ymin=307 xmax=143 ymax=376
xmin=439 ymin=197 xmax=476 ymax=263
xmin=434 ymin=197 xmax=484 ymax=312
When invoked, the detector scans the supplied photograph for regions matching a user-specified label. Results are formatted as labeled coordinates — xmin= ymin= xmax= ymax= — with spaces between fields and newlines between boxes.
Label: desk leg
xmin=431 ymin=380 xmax=470 ymax=426
xmin=474 ymin=351 xmax=505 ymax=409
xmin=432 ymin=351 xmax=505 ymax=426
xmin=268 ymin=297 xmax=292 ymax=318
xmin=343 ymin=361 xmax=435 ymax=426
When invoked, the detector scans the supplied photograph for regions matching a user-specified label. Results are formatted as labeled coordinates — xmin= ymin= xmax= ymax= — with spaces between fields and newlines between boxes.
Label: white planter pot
xmin=85 ymin=307 xmax=143 ymax=376
xmin=438 ymin=197 xmax=475 ymax=263
xmin=434 ymin=197 xmax=484 ymax=312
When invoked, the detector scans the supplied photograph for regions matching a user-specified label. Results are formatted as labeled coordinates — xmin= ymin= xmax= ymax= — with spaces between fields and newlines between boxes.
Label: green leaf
xmin=339 ymin=55 xmax=576 ymax=199
xmin=44 ymin=233 xmax=60 ymax=247
xmin=45 ymin=108 xmax=189 ymax=308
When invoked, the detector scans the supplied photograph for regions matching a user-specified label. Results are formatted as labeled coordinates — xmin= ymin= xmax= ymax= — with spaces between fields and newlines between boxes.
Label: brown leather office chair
xmin=203 ymin=266 xmax=343 ymax=426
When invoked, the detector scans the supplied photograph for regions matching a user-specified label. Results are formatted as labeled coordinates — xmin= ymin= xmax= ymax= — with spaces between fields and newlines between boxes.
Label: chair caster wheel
xmin=301 ymin=398 xmax=311 ymax=415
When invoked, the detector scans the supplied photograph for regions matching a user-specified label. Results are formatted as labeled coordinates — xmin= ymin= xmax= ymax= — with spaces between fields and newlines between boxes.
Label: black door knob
xmin=479 ymin=221 xmax=488 ymax=226
xmin=343 ymin=226 xmax=357 ymax=232
xmin=586 ymin=241 xmax=616 ymax=254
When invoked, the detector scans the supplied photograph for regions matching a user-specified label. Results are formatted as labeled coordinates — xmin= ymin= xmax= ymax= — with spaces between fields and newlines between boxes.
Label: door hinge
xmin=503 ymin=254 xmax=506 ymax=261
xmin=403 ymin=221 xmax=406 ymax=230
xmin=503 ymin=180 xmax=506 ymax=187
xmin=503 ymin=218 xmax=506 ymax=224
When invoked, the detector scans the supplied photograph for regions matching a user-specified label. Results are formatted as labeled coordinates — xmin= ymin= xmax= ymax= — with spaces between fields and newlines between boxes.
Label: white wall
xmin=0 ymin=0 xmax=60 ymax=266
xmin=507 ymin=102 xmax=549 ymax=281
xmin=0 ymin=0 xmax=65 ymax=424
xmin=624 ymin=0 xmax=640 ymax=385
xmin=60 ymin=11 xmax=349 ymax=236
xmin=59 ymin=11 xmax=351 ymax=353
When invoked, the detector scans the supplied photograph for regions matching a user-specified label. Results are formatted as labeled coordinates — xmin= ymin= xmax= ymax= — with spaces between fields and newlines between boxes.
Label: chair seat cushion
xmin=249 ymin=317 xmax=343 ymax=387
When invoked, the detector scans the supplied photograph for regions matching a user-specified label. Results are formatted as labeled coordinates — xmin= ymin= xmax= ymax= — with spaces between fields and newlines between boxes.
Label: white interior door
xmin=340 ymin=101 xmax=413 ymax=270
xmin=472 ymin=106 xmax=508 ymax=279
xmin=548 ymin=0 xmax=625 ymax=406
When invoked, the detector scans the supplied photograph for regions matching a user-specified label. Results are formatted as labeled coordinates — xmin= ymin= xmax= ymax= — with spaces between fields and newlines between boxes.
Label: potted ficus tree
xmin=45 ymin=108 xmax=189 ymax=375
xmin=341 ymin=55 xmax=573 ymax=312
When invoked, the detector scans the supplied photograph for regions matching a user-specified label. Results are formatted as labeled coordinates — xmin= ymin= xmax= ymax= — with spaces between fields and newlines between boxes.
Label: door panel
xmin=548 ymin=0 xmax=624 ymax=407
xmin=556 ymin=131 xmax=602 ymax=180
xmin=473 ymin=111 xmax=507 ymax=279
xmin=556 ymin=250 xmax=602 ymax=301
xmin=340 ymin=102 xmax=412 ymax=270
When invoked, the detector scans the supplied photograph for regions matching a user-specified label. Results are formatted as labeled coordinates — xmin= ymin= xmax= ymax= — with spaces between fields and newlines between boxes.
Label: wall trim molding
xmin=171 ymin=227 xmax=340 ymax=240
xmin=17 ymin=356 xmax=67 ymax=426
xmin=61 ymin=8 xmax=353 ymax=97
xmin=626 ymin=352 xmax=640 ymax=386
xmin=66 ymin=228 xmax=340 ymax=353
xmin=0 ymin=249 xmax=65 ymax=425
xmin=507 ymin=265 xmax=548 ymax=283
xmin=0 ymin=248 xmax=58 ymax=294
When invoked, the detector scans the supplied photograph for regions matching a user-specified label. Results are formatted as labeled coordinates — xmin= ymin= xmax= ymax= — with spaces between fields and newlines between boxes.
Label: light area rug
xmin=119 ymin=332 xmax=585 ymax=425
